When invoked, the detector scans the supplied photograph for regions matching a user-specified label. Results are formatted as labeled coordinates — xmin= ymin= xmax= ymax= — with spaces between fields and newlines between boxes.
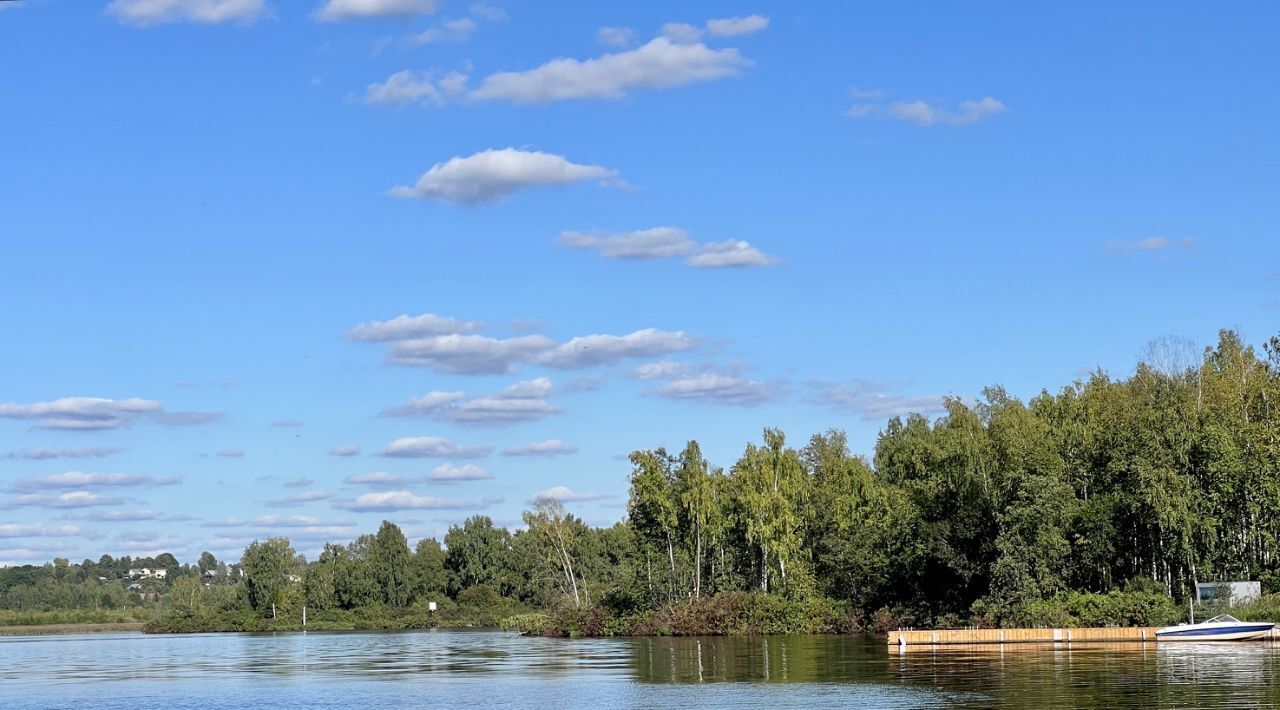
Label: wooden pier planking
xmin=888 ymin=626 xmax=1159 ymax=646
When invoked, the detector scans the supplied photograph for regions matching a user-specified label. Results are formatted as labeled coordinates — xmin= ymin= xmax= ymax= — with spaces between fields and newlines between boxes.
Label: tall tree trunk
xmin=694 ymin=527 xmax=703 ymax=598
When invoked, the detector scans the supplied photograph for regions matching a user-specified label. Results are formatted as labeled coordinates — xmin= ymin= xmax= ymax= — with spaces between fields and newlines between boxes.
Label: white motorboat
xmin=1156 ymin=614 xmax=1276 ymax=641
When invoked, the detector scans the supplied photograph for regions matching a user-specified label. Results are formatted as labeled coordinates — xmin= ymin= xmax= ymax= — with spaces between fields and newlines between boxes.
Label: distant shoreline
xmin=0 ymin=622 xmax=145 ymax=636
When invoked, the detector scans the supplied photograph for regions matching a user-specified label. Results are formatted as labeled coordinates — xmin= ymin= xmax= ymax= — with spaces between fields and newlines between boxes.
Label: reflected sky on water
xmin=3 ymin=630 xmax=1280 ymax=708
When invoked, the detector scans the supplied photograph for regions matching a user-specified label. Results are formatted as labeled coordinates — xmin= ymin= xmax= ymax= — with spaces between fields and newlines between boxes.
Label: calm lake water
xmin=3 ymin=630 xmax=1280 ymax=708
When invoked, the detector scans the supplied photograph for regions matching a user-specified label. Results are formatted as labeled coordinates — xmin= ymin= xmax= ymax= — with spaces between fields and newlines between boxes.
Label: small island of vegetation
xmin=6 ymin=330 xmax=1280 ymax=637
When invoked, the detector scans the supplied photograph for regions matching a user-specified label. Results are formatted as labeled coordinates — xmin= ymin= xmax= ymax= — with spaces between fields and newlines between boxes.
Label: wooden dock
xmin=888 ymin=627 xmax=1159 ymax=647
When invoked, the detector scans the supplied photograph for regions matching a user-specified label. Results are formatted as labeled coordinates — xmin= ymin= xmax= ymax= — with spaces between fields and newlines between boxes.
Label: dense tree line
xmin=14 ymin=329 xmax=1280 ymax=633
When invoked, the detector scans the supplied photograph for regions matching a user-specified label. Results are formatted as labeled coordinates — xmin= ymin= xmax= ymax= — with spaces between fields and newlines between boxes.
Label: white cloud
xmin=470 ymin=37 xmax=750 ymax=104
xmin=596 ymin=26 xmax=634 ymax=47
xmin=1104 ymin=237 xmax=1195 ymax=254
xmin=808 ymin=380 xmax=948 ymax=420
xmin=352 ymin=316 xmax=700 ymax=375
xmin=330 ymin=443 xmax=362 ymax=457
xmin=410 ymin=17 xmax=477 ymax=44
xmin=1 ymin=446 xmax=122 ymax=461
xmin=469 ymin=4 xmax=506 ymax=21
xmin=660 ymin=22 xmax=704 ymax=44
xmin=0 ymin=524 xmax=84 ymax=539
xmin=535 ymin=329 xmax=697 ymax=369
xmin=0 ymin=397 xmax=160 ymax=430
xmin=345 ymin=471 xmax=412 ymax=487
xmin=265 ymin=490 xmax=331 ymax=508
xmin=387 ymin=334 xmax=556 ymax=374
xmin=5 ymin=491 xmax=125 ymax=509
xmin=630 ymin=360 xmax=689 ymax=380
xmin=337 ymin=489 xmax=471 ymax=511
xmin=848 ymin=92 xmax=1006 ymax=126
xmin=9 ymin=472 xmax=181 ymax=492
xmin=107 ymin=0 xmax=267 ymax=27
xmin=558 ymin=227 xmax=695 ymax=260
xmin=560 ymin=228 xmax=779 ymax=268
xmin=428 ymin=463 xmax=492 ymax=481
xmin=364 ymin=69 xmax=469 ymax=107
xmin=651 ymin=373 xmax=783 ymax=407
xmin=705 ymin=15 xmax=769 ymax=37
xmin=0 ymin=397 xmax=221 ymax=430
xmin=313 ymin=0 xmax=438 ymax=22
xmin=391 ymin=148 xmax=618 ymax=204
xmin=501 ymin=439 xmax=577 ymax=457
xmin=346 ymin=314 xmax=482 ymax=342
xmin=385 ymin=378 xmax=560 ymax=426
xmin=686 ymin=239 xmax=780 ymax=268
xmin=216 ymin=449 xmax=245 ymax=458
xmin=378 ymin=436 xmax=492 ymax=458
xmin=530 ymin=485 xmax=608 ymax=503
xmin=152 ymin=410 xmax=224 ymax=426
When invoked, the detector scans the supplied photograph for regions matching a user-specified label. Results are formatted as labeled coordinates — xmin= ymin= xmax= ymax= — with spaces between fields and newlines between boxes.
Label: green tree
xmin=241 ymin=537 xmax=296 ymax=616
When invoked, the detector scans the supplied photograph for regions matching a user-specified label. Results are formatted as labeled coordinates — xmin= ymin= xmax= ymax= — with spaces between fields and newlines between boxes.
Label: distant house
xmin=128 ymin=567 xmax=168 ymax=580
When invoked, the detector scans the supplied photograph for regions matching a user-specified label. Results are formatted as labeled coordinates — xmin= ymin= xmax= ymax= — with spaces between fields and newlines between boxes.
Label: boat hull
xmin=1156 ymin=624 xmax=1275 ymax=641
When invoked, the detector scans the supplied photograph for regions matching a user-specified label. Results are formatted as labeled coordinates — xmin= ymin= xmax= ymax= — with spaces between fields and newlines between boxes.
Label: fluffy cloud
xmin=848 ymin=91 xmax=1006 ymax=126
xmin=387 ymin=334 xmax=556 ymax=374
xmin=651 ymin=373 xmax=784 ymax=407
xmin=530 ymin=486 xmax=609 ymax=503
xmin=364 ymin=70 xmax=469 ymax=107
xmin=329 ymin=443 xmax=362 ymax=457
xmin=390 ymin=148 xmax=618 ymax=204
xmin=1104 ymin=237 xmax=1195 ymax=254
xmin=0 ymin=397 xmax=221 ymax=430
xmin=686 ymin=239 xmax=780 ymax=268
xmin=9 ymin=472 xmax=181 ymax=492
xmin=808 ymin=380 xmax=948 ymax=420
xmin=470 ymin=37 xmax=749 ymax=104
xmin=344 ymin=471 xmax=412 ymax=487
xmin=1 ymin=446 xmax=122 ymax=460
xmin=428 ymin=463 xmax=492 ymax=481
xmin=0 ymin=397 xmax=159 ymax=430
xmin=107 ymin=0 xmax=267 ymax=26
xmin=0 ymin=524 xmax=84 ymax=539
xmin=558 ymin=227 xmax=695 ymax=260
xmin=630 ymin=360 xmax=689 ymax=380
xmin=536 ymin=329 xmax=697 ymax=369
xmin=705 ymin=15 xmax=769 ymax=37
xmin=501 ymin=439 xmax=577 ymax=457
xmin=265 ymin=490 xmax=331 ymax=508
xmin=336 ymin=490 xmax=471 ymax=512
xmin=4 ymin=492 xmax=125 ymax=509
xmin=560 ymin=228 xmax=779 ymax=268
xmin=384 ymin=378 xmax=559 ymax=426
xmin=378 ymin=436 xmax=492 ymax=458
xmin=352 ymin=315 xmax=700 ymax=375
xmin=313 ymin=0 xmax=438 ymax=22
xmin=283 ymin=477 xmax=314 ymax=488
xmin=596 ymin=26 xmax=635 ymax=47
xmin=410 ymin=17 xmax=476 ymax=44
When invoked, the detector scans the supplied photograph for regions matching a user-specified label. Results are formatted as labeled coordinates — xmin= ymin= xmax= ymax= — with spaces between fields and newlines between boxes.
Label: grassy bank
xmin=519 ymin=590 xmax=1189 ymax=638
xmin=144 ymin=596 xmax=538 ymax=634
xmin=0 ymin=609 xmax=155 ymax=627
xmin=0 ymin=622 xmax=145 ymax=636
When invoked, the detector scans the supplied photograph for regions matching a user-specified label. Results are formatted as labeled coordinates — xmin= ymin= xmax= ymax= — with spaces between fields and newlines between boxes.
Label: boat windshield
xmin=1203 ymin=614 xmax=1241 ymax=623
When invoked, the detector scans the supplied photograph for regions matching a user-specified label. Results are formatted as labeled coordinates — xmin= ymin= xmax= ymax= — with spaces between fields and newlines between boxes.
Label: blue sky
xmin=1 ymin=0 xmax=1278 ymax=566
